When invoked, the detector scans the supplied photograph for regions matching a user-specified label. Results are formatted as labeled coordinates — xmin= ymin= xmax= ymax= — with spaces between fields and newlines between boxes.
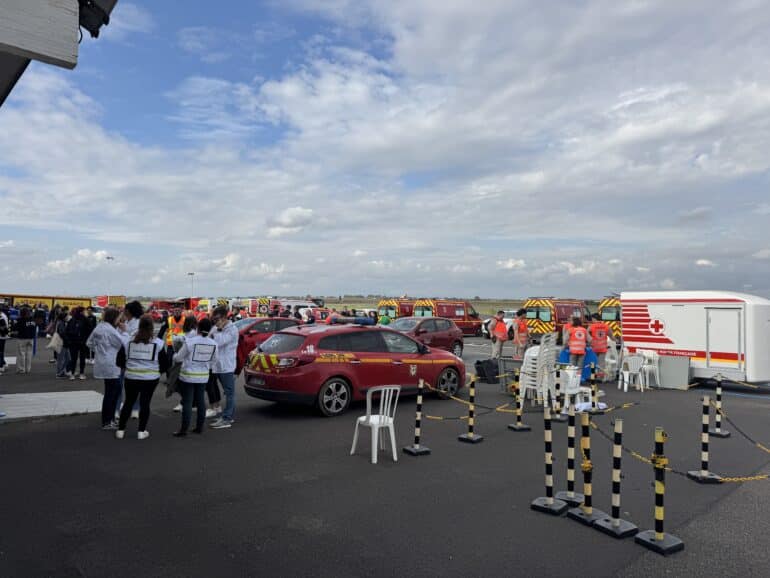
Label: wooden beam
xmin=0 ymin=0 xmax=78 ymax=69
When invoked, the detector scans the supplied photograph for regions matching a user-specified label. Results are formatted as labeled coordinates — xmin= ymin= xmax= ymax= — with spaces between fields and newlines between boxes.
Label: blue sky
xmin=1 ymin=0 xmax=770 ymax=299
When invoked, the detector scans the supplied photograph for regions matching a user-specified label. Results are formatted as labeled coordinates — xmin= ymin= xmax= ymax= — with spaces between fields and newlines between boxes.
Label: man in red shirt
xmin=588 ymin=313 xmax=614 ymax=379
xmin=564 ymin=317 xmax=592 ymax=372
xmin=489 ymin=310 xmax=509 ymax=359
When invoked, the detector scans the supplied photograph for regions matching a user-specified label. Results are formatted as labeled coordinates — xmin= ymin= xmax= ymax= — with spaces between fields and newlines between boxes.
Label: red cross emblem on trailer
xmin=649 ymin=319 xmax=665 ymax=335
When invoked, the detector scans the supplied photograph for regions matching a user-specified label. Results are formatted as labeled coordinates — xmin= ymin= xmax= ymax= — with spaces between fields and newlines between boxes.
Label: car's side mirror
xmin=418 ymin=343 xmax=429 ymax=354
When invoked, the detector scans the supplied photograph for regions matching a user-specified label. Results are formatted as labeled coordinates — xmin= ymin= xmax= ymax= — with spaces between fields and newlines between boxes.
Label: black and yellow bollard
xmin=687 ymin=395 xmax=722 ymax=483
xmin=551 ymin=367 xmax=567 ymax=423
xmin=531 ymin=406 xmax=569 ymax=515
xmin=588 ymin=363 xmax=604 ymax=415
xmin=403 ymin=378 xmax=431 ymax=456
xmin=567 ymin=412 xmax=608 ymax=525
xmin=635 ymin=427 xmax=684 ymax=555
xmin=507 ymin=370 xmax=531 ymax=432
xmin=594 ymin=419 xmax=638 ymax=538
xmin=708 ymin=379 xmax=730 ymax=438
xmin=458 ymin=379 xmax=483 ymax=444
xmin=556 ymin=404 xmax=584 ymax=507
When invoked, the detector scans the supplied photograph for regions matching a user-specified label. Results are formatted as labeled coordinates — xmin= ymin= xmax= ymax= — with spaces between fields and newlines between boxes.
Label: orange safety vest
xmin=589 ymin=322 xmax=609 ymax=353
xmin=567 ymin=326 xmax=587 ymax=355
xmin=165 ymin=315 xmax=185 ymax=346
xmin=516 ymin=318 xmax=528 ymax=346
xmin=492 ymin=318 xmax=509 ymax=341
xmin=326 ymin=313 xmax=339 ymax=325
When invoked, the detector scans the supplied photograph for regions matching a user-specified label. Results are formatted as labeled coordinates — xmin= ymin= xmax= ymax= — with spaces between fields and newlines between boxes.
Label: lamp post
xmin=105 ymin=255 xmax=115 ymax=306
xmin=187 ymin=272 xmax=195 ymax=308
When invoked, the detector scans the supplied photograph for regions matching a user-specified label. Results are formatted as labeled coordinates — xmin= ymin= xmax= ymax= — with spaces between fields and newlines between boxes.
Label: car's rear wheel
xmin=436 ymin=367 xmax=460 ymax=399
xmin=451 ymin=341 xmax=463 ymax=357
xmin=317 ymin=377 xmax=352 ymax=417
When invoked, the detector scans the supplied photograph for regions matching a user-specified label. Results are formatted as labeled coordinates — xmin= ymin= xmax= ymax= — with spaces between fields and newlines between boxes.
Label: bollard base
xmin=567 ymin=506 xmax=608 ymax=526
xmin=594 ymin=516 xmax=638 ymax=539
xmin=458 ymin=433 xmax=484 ymax=444
xmin=635 ymin=530 xmax=684 ymax=556
xmin=687 ymin=470 xmax=723 ymax=484
xmin=530 ymin=497 xmax=568 ymax=516
xmin=402 ymin=444 xmax=431 ymax=456
xmin=555 ymin=491 xmax=584 ymax=507
xmin=507 ymin=423 xmax=532 ymax=432
xmin=708 ymin=429 xmax=731 ymax=438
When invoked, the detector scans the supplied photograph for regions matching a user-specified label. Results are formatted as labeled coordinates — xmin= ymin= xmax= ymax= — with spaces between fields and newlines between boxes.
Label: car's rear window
xmin=259 ymin=333 xmax=305 ymax=354
xmin=318 ymin=331 xmax=386 ymax=352
xmin=390 ymin=318 xmax=419 ymax=331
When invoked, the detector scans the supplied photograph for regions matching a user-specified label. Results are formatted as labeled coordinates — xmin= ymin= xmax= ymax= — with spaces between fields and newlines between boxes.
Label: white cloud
xmin=26 ymin=249 xmax=110 ymax=280
xmin=266 ymin=207 xmax=314 ymax=238
xmin=635 ymin=266 xmax=651 ymax=273
xmin=695 ymin=259 xmax=717 ymax=267
xmin=0 ymin=240 xmax=15 ymax=248
xmin=177 ymin=27 xmax=231 ymax=63
xmin=352 ymin=249 xmax=367 ymax=257
xmin=497 ymin=258 xmax=526 ymax=270
xmin=752 ymin=249 xmax=770 ymax=259
xmin=661 ymin=278 xmax=677 ymax=289
xmin=106 ymin=3 xmax=155 ymax=40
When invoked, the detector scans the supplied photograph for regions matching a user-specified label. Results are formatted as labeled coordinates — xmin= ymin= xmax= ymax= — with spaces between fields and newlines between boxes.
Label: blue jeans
xmin=213 ymin=372 xmax=235 ymax=421
xmin=56 ymin=347 xmax=71 ymax=376
xmin=178 ymin=380 xmax=206 ymax=432
xmin=102 ymin=378 xmax=122 ymax=426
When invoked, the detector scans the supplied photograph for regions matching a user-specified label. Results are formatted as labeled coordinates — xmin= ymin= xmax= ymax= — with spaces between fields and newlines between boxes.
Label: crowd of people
xmin=0 ymin=301 xmax=238 ymax=439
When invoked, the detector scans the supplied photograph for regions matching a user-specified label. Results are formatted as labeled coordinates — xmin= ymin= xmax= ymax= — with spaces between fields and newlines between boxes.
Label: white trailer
xmin=621 ymin=291 xmax=770 ymax=383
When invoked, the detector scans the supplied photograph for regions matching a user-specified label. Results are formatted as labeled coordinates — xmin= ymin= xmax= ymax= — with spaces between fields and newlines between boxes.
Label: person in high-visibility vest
xmin=588 ymin=313 xmax=613 ymax=379
xmin=564 ymin=317 xmax=592 ymax=373
xmin=512 ymin=308 xmax=529 ymax=360
xmin=489 ymin=310 xmax=509 ymax=359
xmin=158 ymin=307 xmax=186 ymax=360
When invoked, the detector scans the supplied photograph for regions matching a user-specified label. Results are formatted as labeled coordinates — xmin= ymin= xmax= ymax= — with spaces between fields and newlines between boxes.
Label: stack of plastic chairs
xmin=519 ymin=346 xmax=541 ymax=405
xmin=639 ymin=349 xmax=660 ymax=388
xmin=604 ymin=338 xmax=619 ymax=382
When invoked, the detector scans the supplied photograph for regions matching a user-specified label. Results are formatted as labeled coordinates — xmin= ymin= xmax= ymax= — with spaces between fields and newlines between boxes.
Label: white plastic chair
xmin=640 ymin=350 xmax=660 ymax=389
xmin=350 ymin=385 xmax=401 ymax=464
xmin=619 ymin=355 xmax=644 ymax=393
xmin=604 ymin=339 xmax=619 ymax=382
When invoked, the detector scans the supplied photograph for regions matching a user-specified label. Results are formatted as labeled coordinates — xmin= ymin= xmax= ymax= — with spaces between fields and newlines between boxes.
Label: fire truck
xmin=412 ymin=299 xmax=482 ymax=336
xmin=597 ymin=296 xmax=622 ymax=339
xmin=377 ymin=298 xmax=416 ymax=320
xmin=523 ymin=297 xmax=591 ymax=343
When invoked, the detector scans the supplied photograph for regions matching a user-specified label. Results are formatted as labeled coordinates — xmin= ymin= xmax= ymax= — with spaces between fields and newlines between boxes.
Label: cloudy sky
xmin=1 ymin=0 xmax=769 ymax=299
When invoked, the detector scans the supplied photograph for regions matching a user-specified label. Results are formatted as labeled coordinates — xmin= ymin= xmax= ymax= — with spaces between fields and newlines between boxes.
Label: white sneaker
xmin=131 ymin=409 xmax=139 ymax=419
xmin=69 ymin=375 xmax=75 ymax=381
xmin=78 ymin=373 xmax=86 ymax=380
xmin=137 ymin=431 xmax=150 ymax=440
xmin=173 ymin=403 xmax=182 ymax=412
xmin=205 ymin=408 xmax=218 ymax=418
xmin=115 ymin=430 xmax=125 ymax=439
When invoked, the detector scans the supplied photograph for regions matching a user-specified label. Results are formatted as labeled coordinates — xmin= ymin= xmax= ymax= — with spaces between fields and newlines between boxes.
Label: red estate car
xmin=244 ymin=324 xmax=466 ymax=416
xmin=235 ymin=316 xmax=301 ymax=374
xmin=388 ymin=316 xmax=464 ymax=357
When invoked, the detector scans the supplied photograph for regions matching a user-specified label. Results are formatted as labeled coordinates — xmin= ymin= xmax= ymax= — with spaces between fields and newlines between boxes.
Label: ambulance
xmin=412 ymin=299 xmax=482 ymax=336
xmin=523 ymin=298 xmax=591 ymax=343
xmin=377 ymin=299 xmax=416 ymax=320
xmin=597 ymin=296 xmax=622 ymax=339
xmin=621 ymin=291 xmax=770 ymax=383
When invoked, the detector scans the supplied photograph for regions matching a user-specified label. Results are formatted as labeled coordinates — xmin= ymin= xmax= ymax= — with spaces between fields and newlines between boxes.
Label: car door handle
xmin=350 ymin=359 xmax=361 ymax=364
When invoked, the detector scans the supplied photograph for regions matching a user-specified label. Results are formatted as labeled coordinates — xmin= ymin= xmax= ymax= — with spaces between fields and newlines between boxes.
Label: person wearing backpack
xmin=65 ymin=307 xmax=90 ymax=380
xmin=0 ymin=306 xmax=10 ymax=373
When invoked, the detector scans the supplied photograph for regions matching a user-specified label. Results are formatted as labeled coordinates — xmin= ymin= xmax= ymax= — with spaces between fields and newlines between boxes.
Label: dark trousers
xmin=0 ymin=338 xmax=5 ymax=368
xmin=101 ymin=378 xmax=122 ymax=426
xmin=118 ymin=378 xmax=158 ymax=431
xmin=179 ymin=379 xmax=206 ymax=433
xmin=68 ymin=344 xmax=89 ymax=374
xmin=206 ymin=373 xmax=221 ymax=405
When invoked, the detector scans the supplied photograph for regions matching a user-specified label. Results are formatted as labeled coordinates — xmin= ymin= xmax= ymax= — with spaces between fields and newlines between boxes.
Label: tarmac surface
xmin=1 ymin=336 xmax=769 ymax=577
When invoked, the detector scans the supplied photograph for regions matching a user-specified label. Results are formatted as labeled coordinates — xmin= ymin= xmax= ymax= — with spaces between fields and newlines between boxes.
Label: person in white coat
xmin=85 ymin=307 xmax=128 ymax=429
xmin=208 ymin=306 xmax=238 ymax=429
xmin=173 ymin=317 xmax=217 ymax=437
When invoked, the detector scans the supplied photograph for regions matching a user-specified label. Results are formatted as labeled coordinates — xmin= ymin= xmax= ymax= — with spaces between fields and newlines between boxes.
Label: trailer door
xmin=706 ymin=308 xmax=743 ymax=370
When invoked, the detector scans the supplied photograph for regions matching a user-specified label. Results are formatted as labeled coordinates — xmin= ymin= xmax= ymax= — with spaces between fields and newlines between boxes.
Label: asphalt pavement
xmin=1 ymin=336 xmax=769 ymax=577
